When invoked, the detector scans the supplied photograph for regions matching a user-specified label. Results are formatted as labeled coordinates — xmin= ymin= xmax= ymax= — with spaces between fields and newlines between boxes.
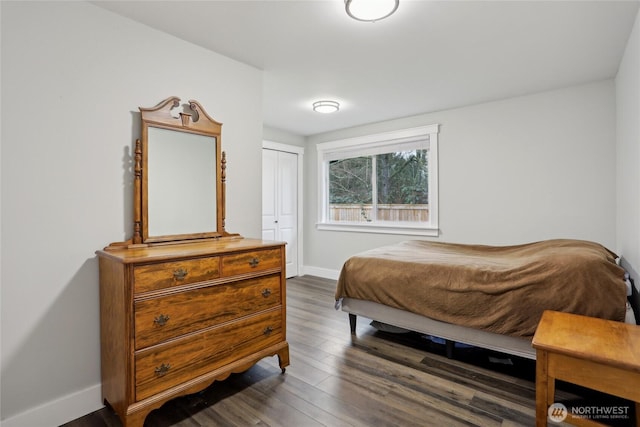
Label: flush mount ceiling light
xmin=345 ymin=0 xmax=399 ymax=22
xmin=313 ymin=100 xmax=340 ymax=113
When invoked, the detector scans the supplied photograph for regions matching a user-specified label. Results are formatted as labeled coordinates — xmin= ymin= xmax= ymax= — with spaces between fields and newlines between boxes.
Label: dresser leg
xmin=277 ymin=345 xmax=290 ymax=373
xmin=122 ymin=408 xmax=150 ymax=427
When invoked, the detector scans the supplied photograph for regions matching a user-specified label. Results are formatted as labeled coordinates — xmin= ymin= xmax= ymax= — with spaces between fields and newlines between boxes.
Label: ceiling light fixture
xmin=313 ymin=100 xmax=340 ymax=113
xmin=345 ymin=0 xmax=399 ymax=22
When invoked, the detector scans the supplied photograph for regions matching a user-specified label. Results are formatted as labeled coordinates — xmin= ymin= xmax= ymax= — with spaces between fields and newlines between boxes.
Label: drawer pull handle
xmin=249 ymin=257 xmax=260 ymax=268
xmin=153 ymin=314 xmax=170 ymax=326
xmin=263 ymin=326 xmax=273 ymax=336
xmin=154 ymin=363 xmax=171 ymax=377
xmin=261 ymin=288 xmax=272 ymax=298
xmin=173 ymin=268 xmax=188 ymax=280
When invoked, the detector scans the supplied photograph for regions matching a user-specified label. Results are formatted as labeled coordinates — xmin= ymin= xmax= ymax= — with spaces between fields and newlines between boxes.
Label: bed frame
xmin=342 ymin=297 xmax=537 ymax=359
xmin=342 ymin=290 xmax=639 ymax=361
xmin=339 ymin=248 xmax=640 ymax=361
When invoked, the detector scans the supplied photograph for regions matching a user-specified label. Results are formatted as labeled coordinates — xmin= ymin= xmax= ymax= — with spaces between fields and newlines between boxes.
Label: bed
xmin=335 ymin=239 xmax=637 ymax=360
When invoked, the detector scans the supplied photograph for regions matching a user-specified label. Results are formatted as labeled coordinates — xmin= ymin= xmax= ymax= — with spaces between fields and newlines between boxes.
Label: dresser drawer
xmin=221 ymin=248 xmax=281 ymax=276
xmin=134 ymin=275 xmax=281 ymax=349
xmin=134 ymin=256 xmax=220 ymax=293
xmin=134 ymin=308 xmax=283 ymax=401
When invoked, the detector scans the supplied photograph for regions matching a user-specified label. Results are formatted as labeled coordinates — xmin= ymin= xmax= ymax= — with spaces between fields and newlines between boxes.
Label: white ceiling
xmin=93 ymin=0 xmax=639 ymax=136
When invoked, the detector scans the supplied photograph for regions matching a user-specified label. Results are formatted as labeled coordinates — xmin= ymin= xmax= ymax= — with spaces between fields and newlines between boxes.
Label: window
xmin=317 ymin=124 xmax=439 ymax=236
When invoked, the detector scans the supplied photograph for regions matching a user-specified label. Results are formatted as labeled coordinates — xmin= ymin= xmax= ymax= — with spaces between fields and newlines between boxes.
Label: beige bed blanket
xmin=335 ymin=239 xmax=626 ymax=337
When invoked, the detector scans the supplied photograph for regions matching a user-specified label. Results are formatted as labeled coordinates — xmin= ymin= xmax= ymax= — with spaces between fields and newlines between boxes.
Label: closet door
xmin=262 ymin=149 xmax=298 ymax=277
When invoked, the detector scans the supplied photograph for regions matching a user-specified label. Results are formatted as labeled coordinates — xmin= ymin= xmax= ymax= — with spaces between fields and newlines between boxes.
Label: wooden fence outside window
xmin=329 ymin=204 xmax=429 ymax=222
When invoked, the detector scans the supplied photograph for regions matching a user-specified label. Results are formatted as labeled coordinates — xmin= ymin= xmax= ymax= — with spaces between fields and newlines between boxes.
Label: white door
xmin=262 ymin=149 xmax=298 ymax=277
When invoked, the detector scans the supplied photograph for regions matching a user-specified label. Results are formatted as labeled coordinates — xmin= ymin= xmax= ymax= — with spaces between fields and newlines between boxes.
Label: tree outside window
xmin=329 ymin=150 xmax=428 ymax=223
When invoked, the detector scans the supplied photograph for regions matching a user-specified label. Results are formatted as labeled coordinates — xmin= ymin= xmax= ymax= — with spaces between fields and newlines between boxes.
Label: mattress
xmin=335 ymin=239 xmax=627 ymax=338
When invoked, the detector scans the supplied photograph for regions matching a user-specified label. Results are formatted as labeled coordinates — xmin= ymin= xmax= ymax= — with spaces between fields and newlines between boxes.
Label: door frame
xmin=262 ymin=140 xmax=305 ymax=277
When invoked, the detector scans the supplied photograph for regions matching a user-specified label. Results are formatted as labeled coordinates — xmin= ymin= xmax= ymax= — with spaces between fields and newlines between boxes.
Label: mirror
xmin=147 ymin=127 xmax=217 ymax=237
xmin=130 ymin=96 xmax=236 ymax=245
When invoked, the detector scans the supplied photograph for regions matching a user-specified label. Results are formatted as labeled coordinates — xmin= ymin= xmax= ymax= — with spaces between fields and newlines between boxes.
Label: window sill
xmin=316 ymin=222 xmax=439 ymax=237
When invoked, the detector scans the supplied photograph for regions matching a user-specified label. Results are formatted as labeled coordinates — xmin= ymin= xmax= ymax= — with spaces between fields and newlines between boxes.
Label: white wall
xmin=305 ymin=81 xmax=618 ymax=276
xmin=616 ymin=8 xmax=640 ymax=280
xmin=0 ymin=2 xmax=263 ymax=425
xmin=263 ymin=125 xmax=306 ymax=148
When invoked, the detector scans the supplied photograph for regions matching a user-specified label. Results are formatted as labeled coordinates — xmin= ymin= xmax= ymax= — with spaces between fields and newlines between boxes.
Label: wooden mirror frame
xmin=131 ymin=96 xmax=235 ymax=245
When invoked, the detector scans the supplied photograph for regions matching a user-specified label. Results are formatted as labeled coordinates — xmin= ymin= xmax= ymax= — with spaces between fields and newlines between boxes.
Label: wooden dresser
xmin=96 ymin=238 xmax=289 ymax=427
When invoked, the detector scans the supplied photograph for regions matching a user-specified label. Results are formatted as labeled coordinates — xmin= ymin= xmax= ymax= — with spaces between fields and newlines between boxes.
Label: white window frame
xmin=316 ymin=124 xmax=439 ymax=236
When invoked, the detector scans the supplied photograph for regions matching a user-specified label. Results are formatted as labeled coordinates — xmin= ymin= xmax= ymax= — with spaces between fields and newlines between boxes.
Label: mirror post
xmin=133 ymin=139 xmax=143 ymax=244
xmin=221 ymin=151 xmax=227 ymax=233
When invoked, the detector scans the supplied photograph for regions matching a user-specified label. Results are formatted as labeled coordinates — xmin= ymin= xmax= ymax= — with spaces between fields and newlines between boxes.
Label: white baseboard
xmin=1 ymin=383 xmax=102 ymax=427
xmin=301 ymin=265 xmax=340 ymax=280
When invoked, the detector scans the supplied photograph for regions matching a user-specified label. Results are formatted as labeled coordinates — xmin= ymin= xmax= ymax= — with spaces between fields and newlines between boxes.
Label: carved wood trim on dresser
xmin=96 ymin=238 xmax=289 ymax=427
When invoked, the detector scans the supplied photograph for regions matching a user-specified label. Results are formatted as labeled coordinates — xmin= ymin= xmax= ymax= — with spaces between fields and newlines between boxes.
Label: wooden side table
xmin=532 ymin=310 xmax=640 ymax=427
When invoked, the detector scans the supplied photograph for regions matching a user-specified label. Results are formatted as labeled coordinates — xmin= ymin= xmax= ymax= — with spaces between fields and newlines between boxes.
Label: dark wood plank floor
xmin=64 ymin=275 xmax=636 ymax=427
